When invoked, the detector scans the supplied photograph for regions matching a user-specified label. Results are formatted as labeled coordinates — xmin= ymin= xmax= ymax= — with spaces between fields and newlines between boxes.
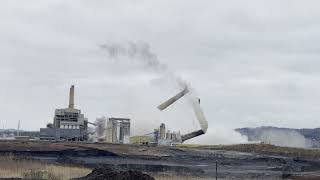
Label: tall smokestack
xmin=69 ymin=85 xmax=75 ymax=109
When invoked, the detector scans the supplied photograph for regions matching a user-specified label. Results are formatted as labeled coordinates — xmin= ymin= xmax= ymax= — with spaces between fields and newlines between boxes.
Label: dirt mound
xmin=76 ymin=167 xmax=155 ymax=180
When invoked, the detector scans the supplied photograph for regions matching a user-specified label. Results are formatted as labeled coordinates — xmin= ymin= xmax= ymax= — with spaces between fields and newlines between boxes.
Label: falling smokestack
xmin=181 ymin=130 xmax=204 ymax=142
xmin=181 ymin=96 xmax=208 ymax=142
xmin=69 ymin=85 xmax=75 ymax=109
xmin=158 ymin=87 xmax=189 ymax=111
xmin=157 ymin=89 xmax=208 ymax=143
xmin=191 ymin=96 xmax=208 ymax=133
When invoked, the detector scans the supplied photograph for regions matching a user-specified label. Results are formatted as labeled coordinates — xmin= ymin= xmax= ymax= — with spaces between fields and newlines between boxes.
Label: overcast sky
xmin=1 ymin=0 xmax=320 ymax=143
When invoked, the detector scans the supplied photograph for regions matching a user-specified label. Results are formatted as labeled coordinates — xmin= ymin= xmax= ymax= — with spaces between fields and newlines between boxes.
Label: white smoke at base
xmin=187 ymin=126 xmax=248 ymax=145
xmin=258 ymin=130 xmax=312 ymax=148
xmin=95 ymin=117 xmax=107 ymax=139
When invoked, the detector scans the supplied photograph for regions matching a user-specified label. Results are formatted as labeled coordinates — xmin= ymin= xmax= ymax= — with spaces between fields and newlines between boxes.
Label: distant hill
xmin=0 ymin=128 xmax=19 ymax=132
xmin=235 ymin=126 xmax=320 ymax=148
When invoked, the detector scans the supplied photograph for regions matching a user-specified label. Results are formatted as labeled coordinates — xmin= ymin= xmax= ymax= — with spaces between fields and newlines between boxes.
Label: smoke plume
xmin=95 ymin=117 xmax=107 ymax=139
xmin=188 ymin=126 xmax=248 ymax=145
xmin=259 ymin=130 xmax=312 ymax=148
xmin=100 ymin=42 xmax=166 ymax=71
xmin=100 ymin=41 xmax=187 ymax=88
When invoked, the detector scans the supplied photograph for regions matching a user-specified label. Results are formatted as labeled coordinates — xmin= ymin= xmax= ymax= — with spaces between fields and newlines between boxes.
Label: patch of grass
xmin=0 ymin=154 xmax=91 ymax=179
xmin=23 ymin=169 xmax=62 ymax=180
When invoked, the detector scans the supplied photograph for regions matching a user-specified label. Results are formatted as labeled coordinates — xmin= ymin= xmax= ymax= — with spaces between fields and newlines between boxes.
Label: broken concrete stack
xmin=157 ymin=87 xmax=208 ymax=143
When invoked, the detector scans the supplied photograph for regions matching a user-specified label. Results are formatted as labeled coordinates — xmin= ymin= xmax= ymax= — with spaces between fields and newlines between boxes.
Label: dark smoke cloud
xmin=99 ymin=41 xmax=189 ymax=89
xmin=99 ymin=42 xmax=168 ymax=73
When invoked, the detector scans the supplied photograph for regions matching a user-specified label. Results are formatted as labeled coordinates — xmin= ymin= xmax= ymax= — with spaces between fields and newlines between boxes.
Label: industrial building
xmin=130 ymin=123 xmax=181 ymax=146
xmin=153 ymin=123 xmax=181 ymax=145
xmin=106 ymin=117 xmax=131 ymax=144
xmin=40 ymin=85 xmax=88 ymax=141
xmin=38 ymin=85 xmax=205 ymax=145
xmin=92 ymin=116 xmax=131 ymax=144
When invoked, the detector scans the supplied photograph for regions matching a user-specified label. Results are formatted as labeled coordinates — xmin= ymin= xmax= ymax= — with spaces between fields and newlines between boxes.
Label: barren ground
xmin=0 ymin=140 xmax=319 ymax=179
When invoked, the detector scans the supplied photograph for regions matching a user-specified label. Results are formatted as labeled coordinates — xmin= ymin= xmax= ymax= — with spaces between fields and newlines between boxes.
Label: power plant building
xmin=40 ymin=85 xmax=88 ymax=141
xmin=155 ymin=123 xmax=181 ymax=145
xmin=131 ymin=123 xmax=181 ymax=146
xmin=106 ymin=118 xmax=130 ymax=144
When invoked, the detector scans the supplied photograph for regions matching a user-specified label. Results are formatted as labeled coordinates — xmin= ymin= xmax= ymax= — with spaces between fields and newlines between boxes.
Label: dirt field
xmin=0 ymin=140 xmax=319 ymax=179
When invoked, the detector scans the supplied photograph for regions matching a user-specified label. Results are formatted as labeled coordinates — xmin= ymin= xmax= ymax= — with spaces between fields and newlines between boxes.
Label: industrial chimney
xmin=69 ymin=85 xmax=75 ymax=109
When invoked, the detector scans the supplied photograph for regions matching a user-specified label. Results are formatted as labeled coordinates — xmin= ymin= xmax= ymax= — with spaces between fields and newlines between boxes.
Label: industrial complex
xmin=24 ymin=85 xmax=207 ymax=145
xmin=39 ymin=85 xmax=133 ymax=143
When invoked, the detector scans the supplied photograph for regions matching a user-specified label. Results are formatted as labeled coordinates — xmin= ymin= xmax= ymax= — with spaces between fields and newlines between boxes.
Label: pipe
xmin=88 ymin=122 xmax=97 ymax=126
xmin=181 ymin=129 xmax=205 ymax=142
xmin=158 ymin=87 xmax=189 ymax=111
xmin=69 ymin=85 xmax=75 ymax=109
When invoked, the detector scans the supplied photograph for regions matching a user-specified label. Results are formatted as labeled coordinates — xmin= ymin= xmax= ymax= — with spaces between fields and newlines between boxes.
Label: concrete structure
xmin=40 ymin=128 xmax=86 ymax=141
xmin=69 ymin=85 xmax=75 ymax=109
xmin=53 ymin=108 xmax=87 ymax=130
xmin=106 ymin=117 xmax=130 ymax=144
xmin=40 ymin=85 xmax=88 ymax=141
xmin=160 ymin=123 xmax=166 ymax=139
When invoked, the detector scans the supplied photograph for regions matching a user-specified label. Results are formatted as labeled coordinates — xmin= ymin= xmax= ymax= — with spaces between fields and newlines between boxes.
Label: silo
xmin=160 ymin=123 xmax=166 ymax=139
